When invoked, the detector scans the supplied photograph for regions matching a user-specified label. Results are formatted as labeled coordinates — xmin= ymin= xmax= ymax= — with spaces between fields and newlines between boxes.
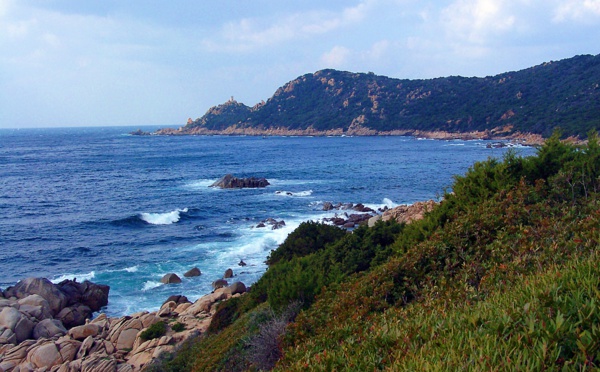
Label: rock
xmin=33 ymin=319 xmax=67 ymax=339
xmin=157 ymin=301 xmax=176 ymax=317
xmin=17 ymin=295 xmax=53 ymax=320
xmin=212 ymin=279 xmax=228 ymax=290
xmin=68 ymin=323 xmax=102 ymax=340
xmin=56 ymin=305 xmax=93 ymax=328
xmin=28 ymin=342 xmax=63 ymax=369
xmin=116 ymin=328 xmax=139 ymax=351
xmin=183 ymin=267 xmax=201 ymax=277
xmin=56 ymin=339 xmax=81 ymax=364
xmin=0 ymin=328 xmax=17 ymax=344
xmin=4 ymin=278 xmax=68 ymax=316
xmin=353 ymin=203 xmax=375 ymax=213
xmin=210 ymin=174 xmax=270 ymax=189
xmin=80 ymin=354 xmax=117 ymax=372
xmin=238 ymin=260 xmax=247 ymax=267
xmin=368 ymin=215 xmax=382 ymax=227
xmin=223 ymin=269 xmax=234 ymax=279
xmin=382 ymin=200 xmax=438 ymax=224
xmin=0 ymin=306 xmax=21 ymax=330
xmin=163 ymin=295 xmax=190 ymax=306
xmin=55 ymin=279 xmax=110 ymax=312
xmin=160 ymin=273 xmax=182 ymax=284
xmin=322 ymin=202 xmax=334 ymax=211
xmin=0 ymin=307 xmax=34 ymax=343
xmin=223 ymin=282 xmax=247 ymax=296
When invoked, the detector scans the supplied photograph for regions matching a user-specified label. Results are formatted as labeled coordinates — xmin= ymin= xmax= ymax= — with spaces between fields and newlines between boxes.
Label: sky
xmin=1 ymin=0 xmax=599 ymax=128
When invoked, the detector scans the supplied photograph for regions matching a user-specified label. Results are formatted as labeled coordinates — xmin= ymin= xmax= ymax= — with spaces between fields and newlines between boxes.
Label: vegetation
xmin=153 ymin=128 xmax=600 ymax=371
xmin=185 ymin=54 xmax=600 ymax=138
xmin=139 ymin=321 xmax=167 ymax=341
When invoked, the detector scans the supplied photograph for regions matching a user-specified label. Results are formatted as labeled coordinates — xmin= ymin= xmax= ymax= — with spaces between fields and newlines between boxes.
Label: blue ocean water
xmin=0 ymin=127 xmax=536 ymax=316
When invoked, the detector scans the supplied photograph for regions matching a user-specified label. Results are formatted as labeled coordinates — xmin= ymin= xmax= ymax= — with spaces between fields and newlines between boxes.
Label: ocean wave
xmin=124 ymin=266 xmax=139 ymax=273
xmin=50 ymin=271 xmax=96 ymax=284
xmin=142 ymin=281 xmax=162 ymax=291
xmin=274 ymin=190 xmax=313 ymax=197
xmin=139 ymin=208 xmax=189 ymax=225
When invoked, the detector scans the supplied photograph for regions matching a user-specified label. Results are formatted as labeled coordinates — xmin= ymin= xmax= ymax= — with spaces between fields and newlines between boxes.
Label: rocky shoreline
xmin=135 ymin=126 xmax=546 ymax=146
xmin=0 ymin=271 xmax=248 ymax=372
xmin=0 ymin=201 xmax=437 ymax=371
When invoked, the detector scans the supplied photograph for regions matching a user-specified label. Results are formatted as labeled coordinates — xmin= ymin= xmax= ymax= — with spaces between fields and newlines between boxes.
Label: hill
xmin=148 ymin=130 xmax=600 ymax=371
xmin=167 ymin=54 xmax=600 ymax=139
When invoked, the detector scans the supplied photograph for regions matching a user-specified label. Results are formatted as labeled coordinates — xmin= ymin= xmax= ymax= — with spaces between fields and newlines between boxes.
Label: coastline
xmin=151 ymin=126 xmax=547 ymax=146
xmin=0 ymin=201 xmax=435 ymax=371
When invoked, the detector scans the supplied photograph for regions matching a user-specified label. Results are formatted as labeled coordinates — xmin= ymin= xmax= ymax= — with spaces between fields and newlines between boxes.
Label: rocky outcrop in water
xmin=210 ymin=174 xmax=270 ymax=189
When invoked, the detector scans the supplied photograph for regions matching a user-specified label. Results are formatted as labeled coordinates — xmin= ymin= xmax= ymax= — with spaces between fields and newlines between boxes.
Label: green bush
xmin=266 ymin=221 xmax=346 ymax=266
xmin=171 ymin=322 xmax=185 ymax=332
xmin=140 ymin=321 xmax=167 ymax=341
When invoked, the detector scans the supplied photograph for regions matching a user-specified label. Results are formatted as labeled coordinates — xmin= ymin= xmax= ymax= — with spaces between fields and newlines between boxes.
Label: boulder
xmin=4 ymin=278 xmax=68 ymax=316
xmin=238 ymin=260 xmax=247 ymax=267
xmin=55 ymin=279 xmax=110 ymax=312
xmin=33 ymin=319 xmax=67 ymax=339
xmin=0 ymin=328 xmax=17 ymax=344
xmin=223 ymin=269 xmax=234 ymax=279
xmin=28 ymin=341 xmax=63 ymax=369
xmin=56 ymin=305 xmax=93 ymax=328
xmin=0 ymin=306 xmax=21 ymax=330
xmin=368 ymin=215 xmax=382 ymax=227
xmin=210 ymin=174 xmax=270 ymax=189
xmin=322 ymin=202 xmax=334 ymax=211
xmin=212 ymin=279 xmax=228 ymax=290
xmin=68 ymin=323 xmax=102 ymax=340
xmin=223 ymin=282 xmax=247 ymax=296
xmin=0 ymin=307 xmax=34 ymax=343
xmin=18 ymin=294 xmax=53 ymax=320
xmin=353 ymin=203 xmax=375 ymax=213
xmin=160 ymin=273 xmax=182 ymax=284
xmin=163 ymin=295 xmax=189 ymax=306
xmin=183 ymin=267 xmax=201 ymax=277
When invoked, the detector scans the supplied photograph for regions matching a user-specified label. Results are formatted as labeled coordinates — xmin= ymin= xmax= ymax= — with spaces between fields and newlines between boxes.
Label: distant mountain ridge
xmin=167 ymin=54 xmax=600 ymax=138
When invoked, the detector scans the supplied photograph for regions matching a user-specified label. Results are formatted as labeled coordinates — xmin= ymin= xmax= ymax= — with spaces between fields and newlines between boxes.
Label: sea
xmin=0 ymin=126 xmax=536 ymax=316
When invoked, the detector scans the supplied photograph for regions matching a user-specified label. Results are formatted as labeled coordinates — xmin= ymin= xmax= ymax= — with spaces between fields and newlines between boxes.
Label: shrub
xmin=266 ymin=221 xmax=346 ymax=266
xmin=171 ymin=322 xmax=185 ymax=332
xmin=140 ymin=321 xmax=167 ymax=341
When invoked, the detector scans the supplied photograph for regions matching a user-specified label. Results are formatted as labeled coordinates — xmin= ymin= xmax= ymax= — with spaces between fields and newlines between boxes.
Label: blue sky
xmin=1 ymin=0 xmax=599 ymax=128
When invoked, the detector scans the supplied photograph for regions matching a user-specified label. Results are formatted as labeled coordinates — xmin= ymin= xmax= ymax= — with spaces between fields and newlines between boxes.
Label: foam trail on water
xmin=51 ymin=271 xmax=96 ymax=284
xmin=140 ymin=208 xmax=188 ymax=225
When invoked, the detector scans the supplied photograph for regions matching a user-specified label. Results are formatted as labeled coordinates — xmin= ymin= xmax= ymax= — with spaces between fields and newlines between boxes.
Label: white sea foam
xmin=142 ymin=281 xmax=162 ymax=291
xmin=183 ymin=179 xmax=218 ymax=190
xmin=124 ymin=266 xmax=138 ymax=273
xmin=268 ymin=179 xmax=327 ymax=186
xmin=140 ymin=208 xmax=188 ymax=225
xmin=51 ymin=271 xmax=96 ymax=284
xmin=274 ymin=190 xmax=313 ymax=197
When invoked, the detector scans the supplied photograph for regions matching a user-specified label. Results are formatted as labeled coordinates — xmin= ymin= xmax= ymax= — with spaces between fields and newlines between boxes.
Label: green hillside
xmin=182 ymin=54 xmax=600 ymax=138
xmin=149 ymin=130 xmax=600 ymax=371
